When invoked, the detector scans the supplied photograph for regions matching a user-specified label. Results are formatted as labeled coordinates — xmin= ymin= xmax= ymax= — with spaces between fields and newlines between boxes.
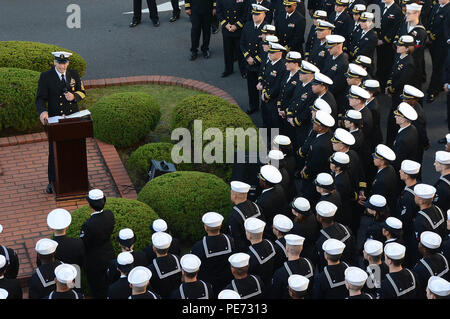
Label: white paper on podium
xmin=47 ymin=110 xmax=91 ymax=124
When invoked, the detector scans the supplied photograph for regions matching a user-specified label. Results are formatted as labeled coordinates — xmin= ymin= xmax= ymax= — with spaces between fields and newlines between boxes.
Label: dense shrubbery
xmin=171 ymin=94 xmax=260 ymax=182
xmin=0 ymin=41 xmax=86 ymax=76
xmin=90 ymin=92 xmax=161 ymax=148
xmin=0 ymin=67 xmax=40 ymax=132
xmin=137 ymin=171 xmax=233 ymax=243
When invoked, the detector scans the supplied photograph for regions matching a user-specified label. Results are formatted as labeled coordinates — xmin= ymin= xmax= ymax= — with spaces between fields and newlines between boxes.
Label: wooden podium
xmin=47 ymin=117 xmax=93 ymax=200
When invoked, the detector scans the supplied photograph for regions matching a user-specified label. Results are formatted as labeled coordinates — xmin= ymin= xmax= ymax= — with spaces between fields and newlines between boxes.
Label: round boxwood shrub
xmin=137 ymin=171 xmax=233 ymax=243
xmin=171 ymin=94 xmax=260 ymax=182
xmin=0 ymin=41 xmax=86 ymax=76
xmin=66 ymin=197 xmax=159 ymax=254
xmin=0 ymin=67 xmax=40 ymax=132
xmin=90 ymin=92 xmax=161 ymax=148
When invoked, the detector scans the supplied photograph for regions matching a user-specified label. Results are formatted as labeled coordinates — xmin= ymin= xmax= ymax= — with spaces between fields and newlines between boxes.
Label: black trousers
xmin=427 ymin=40 xmax=447 ymax=95
xmin=133 ymin=0 xmax=158 ymax=21
xmin=376 ymin=43 xmax=395 ymax=88
xmin=86 ymin=266 xmax=109 ymax=299
xmin=222 ymin=35 xmax=245 ymax=74
xmin=211 ymin=14 xmax=219 ymax=31
xmin=246 ymin=69 xmax=260 ymax=111
xmin=48 ymin=141 xmax=55 ymax=183
xmin=385 ymin=93 xmax=402 ymax=147
xmin=190 ymin=13 xmax=212 ymax=53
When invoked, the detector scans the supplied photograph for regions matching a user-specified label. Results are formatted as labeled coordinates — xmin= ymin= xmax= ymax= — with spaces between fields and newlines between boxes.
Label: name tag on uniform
xmin=331 ymin=64 xmax=337 ymax=71
xmin=288 ymin=23 xmax=295 ymax=28
xmin=270 ymin=70 xmax=277 ymax=77
xmin=301 ymin=93 xmax=307 ymax=100
xmin=388 ymin=14 xmax=394 ymax=18
xmin=292 ymin=81 xmax=297 ymax=85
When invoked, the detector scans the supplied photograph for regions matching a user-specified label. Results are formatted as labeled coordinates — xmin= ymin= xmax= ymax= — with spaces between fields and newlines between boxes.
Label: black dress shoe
xmin=202 ymin=50 xmax=210 ymax=58
xmin=169 ymin=14 xmax=180 ymax=22
xmin=152 ymin=20 xmax=160 ymax=27
xmin=190 ymin=52 xmax=198 ymax=61
xmin=221 ymin=71 xmax=233 ymax=78
xmin=129 ymin=20 xmax=140 ymax=27
xmin=46 ymin=184 xmax=53 ymax=194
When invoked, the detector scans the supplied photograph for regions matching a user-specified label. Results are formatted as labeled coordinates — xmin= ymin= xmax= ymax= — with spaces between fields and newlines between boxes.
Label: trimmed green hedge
xmin=0 ymin=41 xmax=86 ymax=77
xmin=0 ymin=67 xmax=40 ymax=132
xmin=90 ymin=92 xmax=161 ymax=148
xmin=171 ymin=94 xmax=259 ymax=182
xmin=66 ymin=197 xmax=159 ymax=254
xmin=137 ymin=171 xmax=233 ymax=243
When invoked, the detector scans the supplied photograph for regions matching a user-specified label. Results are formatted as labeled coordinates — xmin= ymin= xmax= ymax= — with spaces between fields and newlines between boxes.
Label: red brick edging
xmin=83 ymin=75 xmax=239 ymax=105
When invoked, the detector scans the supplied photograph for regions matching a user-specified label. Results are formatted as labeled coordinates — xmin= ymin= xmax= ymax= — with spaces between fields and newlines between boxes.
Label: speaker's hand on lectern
xmin=40 ymin=111 xmax=49 ymax=125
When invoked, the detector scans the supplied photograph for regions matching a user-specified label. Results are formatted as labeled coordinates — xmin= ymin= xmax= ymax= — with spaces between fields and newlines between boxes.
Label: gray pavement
xmin=1 ymin=0 xmax=448 ymax=183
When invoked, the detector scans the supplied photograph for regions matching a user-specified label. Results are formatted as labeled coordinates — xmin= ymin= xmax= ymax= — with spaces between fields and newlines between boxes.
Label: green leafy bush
xmin=171 ymin=94 xmax=260 ymax=182
xmin=137 ymin=171 xmax=233 ymax=243
xmin=66 ymin=197 xmax=160 ymax=254
xmin=90 ymin=92 xmax=161 ymax=148
xmin=0 ymin=67 xmax=40 ymax=132
xmin=0 ymin=41 xmax=86 ymax=76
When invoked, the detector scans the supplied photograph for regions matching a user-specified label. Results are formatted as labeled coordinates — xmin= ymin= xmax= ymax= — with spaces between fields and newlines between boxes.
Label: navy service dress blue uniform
xmin=425 ymin=2 xmax=450 ymax=100
xmin=35 ymin=52 xmax=86 ymax=192
xmin=224 ymin=274 xmax=265 ymax=299
xmin=28 ymin=238 xmax=62 ymax=299
xmin=328 ymin=0 xmax=352 ymax=39
xmin=433 ymin=171 xmax=450 ymax=213
xmin=217 ymin=0 xmax=247 ymax=77
xmin=240 ymin=5 xmax=267 ymax=113
xmin=312 ymin=259 xmax=349 ymax=299
xmin=375 ymin=0 xmax=403 ymax=88
xmin=274 ymin=0 xmax=306 ymax=54
xmin=259 ymin=43 xmax=288 ymax=134
xmin=106 ymin=252 xmax=134 ymax=299
xmin=227 ymin=199 xmax=265 ymax=252
xmin=170 ymin=280 xmax=215 ymax=299
xmin=186 ymin=0 xmax=216 ymax=58
xmin=80 ymin=189 xmax=115 ymax=299
xmin=191 ymin=232 xmax=235 ymax=295
xmin=0 ymin=243 xmax=19 ymax=280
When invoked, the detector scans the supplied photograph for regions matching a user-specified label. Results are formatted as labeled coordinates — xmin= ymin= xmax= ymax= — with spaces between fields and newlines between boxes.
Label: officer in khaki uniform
xmin=35 ymin=52 xmax=86 ymax=194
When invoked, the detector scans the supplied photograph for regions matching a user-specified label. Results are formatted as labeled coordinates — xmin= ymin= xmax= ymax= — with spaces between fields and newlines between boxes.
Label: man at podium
xmin=35 ymin=51 xmax=86 ymax=194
